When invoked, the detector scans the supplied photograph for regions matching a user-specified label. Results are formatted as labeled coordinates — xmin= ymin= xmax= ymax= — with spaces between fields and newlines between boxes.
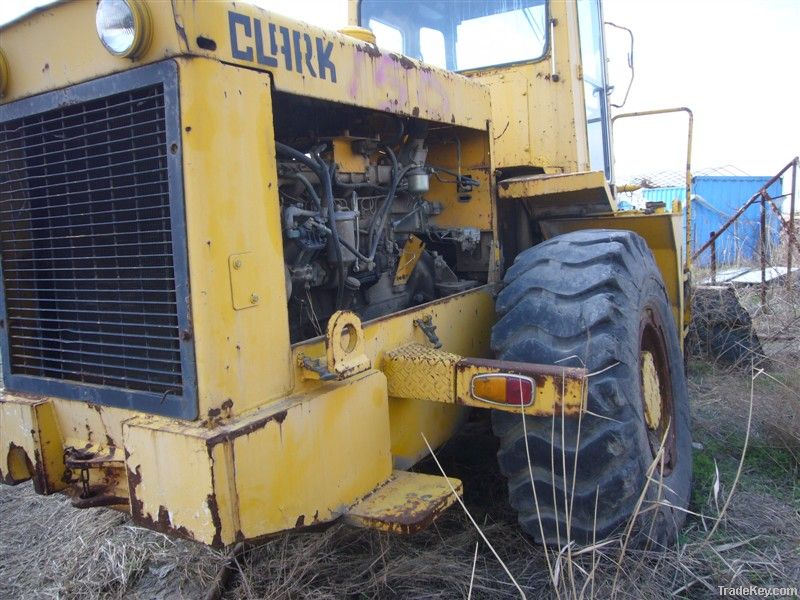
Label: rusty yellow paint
xmin=228 ymin=252 xmax=261 ymax=311
xmin=123 ymin=370 xmax=392 ymax=546
xmin=426 ymin=129 xmax=493 ymax=231
xmin=541 ymin=212 xmax=685 ymax=338
xmin=178 ymin=58 xmax=293 ymax=418
xmin=394 ymin=235 xmax=425 ymax=287
xmin=384 ymin=344 xmax=460 ymax=403
xmin=292 ymin=288 xmax=495 ymax=468
xmin=0 ymin=48 xmax=8 ymax=97
xmin=0 ymin=1 xmax=184 ymax=103
xmin=345 ymin=470 xmax=462 ymax=534
xmin=641 ymin=351 xmax=662 ymax=430
xmin=63 ymin=444 xmax=129 ymax=507
xmin=0 ymin=395 xmax=65 ymax=493
xmin=46 ymin=399 xmax=130 ymax=451
xmin=123 ymin=414 xmax=220 ymax=544
xmin=0 ymin=2 xmax=491 ymax=131
xmin=0 ymin=0 xmax=691 ymax=549
xmin=455 ymin=361 xmax=587 ymax=417
xmin=498 ymin=170 xmax=617 ymax=217
xmin=383 ymin=343 xmax=587 ymax=417
xmin=178 ymin=1 xmax=490 ymax=130
xmin=332 ymin=136 xmax=369 ymax=174
xmin=325 ymin=311 xmax=371 ymax=379
xmin=466 ymin=0 xmax=589 ymax=173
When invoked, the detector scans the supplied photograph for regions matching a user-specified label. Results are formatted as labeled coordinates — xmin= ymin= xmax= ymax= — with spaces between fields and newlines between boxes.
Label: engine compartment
xmin=273 ymin=93 xmax=493 ymax=343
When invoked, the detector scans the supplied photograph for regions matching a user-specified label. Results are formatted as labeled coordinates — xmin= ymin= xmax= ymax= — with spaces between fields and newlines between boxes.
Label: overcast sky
xmin=2 ymin=0 xmax=797 ymax=193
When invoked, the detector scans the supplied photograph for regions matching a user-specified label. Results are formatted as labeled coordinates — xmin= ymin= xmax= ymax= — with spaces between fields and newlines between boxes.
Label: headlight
xmin=95 ymin=0 xmax=151 ymax=59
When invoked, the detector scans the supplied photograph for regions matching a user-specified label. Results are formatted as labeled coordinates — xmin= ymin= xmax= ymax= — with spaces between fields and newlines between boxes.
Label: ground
xmin=1 ymin=285 xmax=798 ymax=599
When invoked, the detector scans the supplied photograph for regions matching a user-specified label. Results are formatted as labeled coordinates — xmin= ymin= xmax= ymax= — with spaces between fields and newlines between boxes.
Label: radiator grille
xmin=0 ymin=84 xmax=183 ymax=396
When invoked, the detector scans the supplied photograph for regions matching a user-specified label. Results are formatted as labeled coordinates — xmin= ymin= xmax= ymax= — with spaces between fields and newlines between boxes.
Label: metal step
xmin=345 ymin=470 xmax=462 ymax=534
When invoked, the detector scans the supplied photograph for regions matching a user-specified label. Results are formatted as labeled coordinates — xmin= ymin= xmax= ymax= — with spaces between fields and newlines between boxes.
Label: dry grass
xmin=2 ymin=387 xmax=797 ymax=600
xmin=1 ymin=256 xmax=798 ymax=599
xmin=0 ymin=483 xmax=225 ymax=599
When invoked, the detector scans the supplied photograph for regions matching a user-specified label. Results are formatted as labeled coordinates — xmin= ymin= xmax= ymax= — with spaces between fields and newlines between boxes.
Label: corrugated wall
xmin=642 ymin=176 xmax=783 ymax=267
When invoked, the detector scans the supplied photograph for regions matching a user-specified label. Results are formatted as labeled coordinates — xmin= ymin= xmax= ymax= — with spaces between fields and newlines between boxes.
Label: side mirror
xmin=604 ymin=21 xmax=634 ymax=109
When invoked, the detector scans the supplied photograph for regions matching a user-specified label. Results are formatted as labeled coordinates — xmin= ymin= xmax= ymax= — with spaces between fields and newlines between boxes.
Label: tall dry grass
xmin=1 ymin=248 xmax=798 ymax=599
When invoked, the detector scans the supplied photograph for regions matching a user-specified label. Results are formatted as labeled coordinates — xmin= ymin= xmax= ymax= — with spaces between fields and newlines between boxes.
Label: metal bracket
xmin=381 ymin=343 xmax=588 ymax=416
xmin=299 ymin=356 xmax=336 ymax=381
xmin=325 ymin=311 xmax=371 ymax=379
xmin=413 ymin=315 xmax=442 ymax=349
xmin=394 ymin=235 xmax=425 ymax=287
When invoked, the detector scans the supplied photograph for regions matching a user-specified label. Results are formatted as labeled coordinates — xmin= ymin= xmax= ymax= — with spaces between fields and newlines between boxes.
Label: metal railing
xmin=612 ymin=107 xmax=694 ymax=270
xmin=692 ymin=157 xmax=799 ymax=306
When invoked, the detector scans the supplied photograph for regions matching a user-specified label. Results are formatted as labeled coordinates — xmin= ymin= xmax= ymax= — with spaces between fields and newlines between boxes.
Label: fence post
xmin=761 ymin=194 xmax=767 ymax=309
xmin=710 ymin=231 xmax=717 ymax=284
xmin=788 ymin=158 xmax=797 ymax=293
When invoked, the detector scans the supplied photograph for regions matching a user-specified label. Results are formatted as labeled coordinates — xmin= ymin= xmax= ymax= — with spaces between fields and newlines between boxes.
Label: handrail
xmin=691 ymin=158 xmax=797 ymax=260
xmin=612 ymin=107 xmax=694 ymax=271
xmin=691 ymin=157 xmax=799 ymax=303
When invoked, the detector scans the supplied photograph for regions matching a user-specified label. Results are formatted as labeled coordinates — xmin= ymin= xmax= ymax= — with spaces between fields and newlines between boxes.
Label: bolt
xmin=250 ymin=294 xmax=259 ymax=304
xmin=232 ymin=258 xmax=242 ymax=269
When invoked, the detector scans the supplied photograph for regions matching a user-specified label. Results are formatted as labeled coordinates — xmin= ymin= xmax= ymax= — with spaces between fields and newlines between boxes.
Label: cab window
xmin=361 ymin=0 xmax=548 ymax=71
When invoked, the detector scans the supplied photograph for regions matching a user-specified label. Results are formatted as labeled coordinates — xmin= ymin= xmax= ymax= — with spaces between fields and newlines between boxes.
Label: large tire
xmin=687 ymin=285 xmax=766 ymax=367
xmin=491 ymin=229 xmax=692 ymax=547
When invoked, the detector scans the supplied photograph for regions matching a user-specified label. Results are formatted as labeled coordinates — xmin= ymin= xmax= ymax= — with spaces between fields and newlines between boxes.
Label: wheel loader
xmin=0 ymin=0 xmax=692 ymax=548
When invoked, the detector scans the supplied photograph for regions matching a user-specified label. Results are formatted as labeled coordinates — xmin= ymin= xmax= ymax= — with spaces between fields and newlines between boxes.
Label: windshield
xmin=360 ymin=0 xmax=548 ymax=71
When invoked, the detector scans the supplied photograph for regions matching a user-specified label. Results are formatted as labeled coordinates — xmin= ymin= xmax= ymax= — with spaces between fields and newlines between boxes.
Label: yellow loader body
xmin=0 ymin=0 xmax=683 ymax=546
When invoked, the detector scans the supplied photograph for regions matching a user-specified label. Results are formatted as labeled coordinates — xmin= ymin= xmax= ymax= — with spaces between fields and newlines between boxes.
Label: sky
xmin=1 ymin=0 xmax=797 ymax=195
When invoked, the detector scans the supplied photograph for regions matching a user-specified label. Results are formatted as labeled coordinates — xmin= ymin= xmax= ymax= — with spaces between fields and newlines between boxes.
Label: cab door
xmin=577 ymin=0 xmax=613 ymax=181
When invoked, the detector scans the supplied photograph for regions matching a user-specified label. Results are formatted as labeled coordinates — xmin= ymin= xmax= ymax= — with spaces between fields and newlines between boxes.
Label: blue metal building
xmin=642 ymin=176 xmax=783 ymax=267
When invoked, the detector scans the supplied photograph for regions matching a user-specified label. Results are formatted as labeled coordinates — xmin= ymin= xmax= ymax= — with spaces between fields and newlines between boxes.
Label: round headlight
xmin=95 ymin=0 xmax=151 ymax=59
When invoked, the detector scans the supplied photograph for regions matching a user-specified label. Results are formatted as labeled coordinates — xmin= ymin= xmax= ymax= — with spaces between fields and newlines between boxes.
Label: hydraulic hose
xmin=285 ymin=172 xmax=322 ymax=213
xmin=368 ymin=163 xmax=416 ymax=259
xmin=313 ymin=149 xmax=346 ymax=309
xmin=276 ymin=141 xmax=346 ymax=308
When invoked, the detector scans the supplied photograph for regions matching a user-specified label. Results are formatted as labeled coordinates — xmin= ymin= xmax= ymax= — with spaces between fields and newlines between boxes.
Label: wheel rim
xmin=639 ymin=308 xmax=677 ymax=476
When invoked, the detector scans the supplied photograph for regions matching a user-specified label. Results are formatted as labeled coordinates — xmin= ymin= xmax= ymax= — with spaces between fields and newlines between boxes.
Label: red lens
xmin=505 ymin=377 xmax=533 ymax=405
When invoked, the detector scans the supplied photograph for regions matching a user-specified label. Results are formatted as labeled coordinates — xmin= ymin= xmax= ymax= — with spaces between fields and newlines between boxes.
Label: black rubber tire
xmin=491 ymin=229 xmax=692 ymax=547
xmin=687 ymin=286 xmax=766 ymax=367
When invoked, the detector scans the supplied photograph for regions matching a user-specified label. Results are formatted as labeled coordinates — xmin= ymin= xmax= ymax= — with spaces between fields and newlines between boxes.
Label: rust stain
xmin=205 ymin=409 xmax=288 ymax=447
xmin=2 ymin=442 xmax=33 ymax=485
xmin=126 ymin=463 xmax=144 ymax=520
xmin=353 ymin=490 xmax=458 ymax=535
xmin=127 ymin=460 xmax=196 ymax=542
xmin=32 ymin=448 xmax=46 ymax=494
xmin=455 ymin=358 xmax=586 ymax=416
xmin=205 ymin=398 xmax=235 ymax=426
xmin=207 ymin=493 xmax=223 ymax=548
xmin=390 ymin=53 xmax=415 ymax=70
xmin=358 ymin=43 xmax=382 ymax=59
xmin=456 ymin=357 xmax=585 ymax=379
xmin=71 ymin=484 xmax=127 ymax=509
